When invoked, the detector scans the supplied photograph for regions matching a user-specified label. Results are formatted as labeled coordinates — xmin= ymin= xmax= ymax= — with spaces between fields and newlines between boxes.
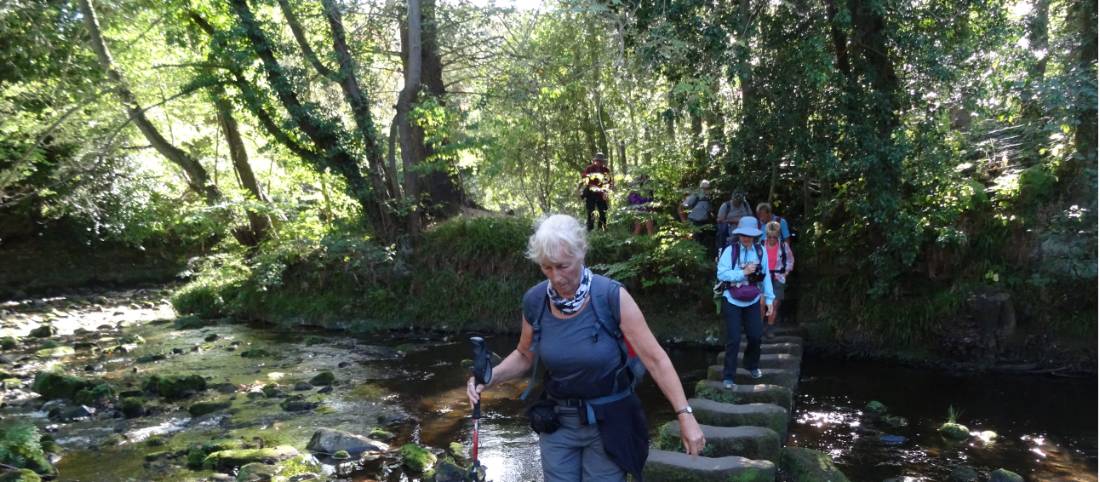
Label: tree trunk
xmin=1021 ymin=0 xmax=1049 ymax=165
xmin=320 ymin=0 xmax=397 ymax=202
xmin=227 ymin=0 xmax=394 ymax=239
xmin=1067 ymin=0 xmax=1097 ymax=187
xmin=212 ymin=88 xmax=272 ymax=246
xmin=79 ymin=0 xmax=219 ymax=203
xmin=398 ymin=0 xmax=423 ymax=237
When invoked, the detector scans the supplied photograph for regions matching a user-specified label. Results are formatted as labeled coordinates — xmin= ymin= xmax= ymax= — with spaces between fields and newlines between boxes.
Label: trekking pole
xmin=469 ymin=336 xmax=493 ymax=481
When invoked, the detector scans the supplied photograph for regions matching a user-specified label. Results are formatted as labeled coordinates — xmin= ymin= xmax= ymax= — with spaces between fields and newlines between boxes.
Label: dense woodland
xmin=1 ymin=0 xmax=1096 ymax=362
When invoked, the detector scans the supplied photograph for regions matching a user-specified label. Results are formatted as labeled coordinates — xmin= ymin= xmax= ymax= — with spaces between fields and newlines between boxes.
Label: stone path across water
xmin=644 ymin=332 xmax=852 ymax=481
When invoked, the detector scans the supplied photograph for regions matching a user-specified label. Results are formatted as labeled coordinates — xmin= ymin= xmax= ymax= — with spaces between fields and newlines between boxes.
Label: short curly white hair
xmin=526 ymin=214 xmax=588 ymax=265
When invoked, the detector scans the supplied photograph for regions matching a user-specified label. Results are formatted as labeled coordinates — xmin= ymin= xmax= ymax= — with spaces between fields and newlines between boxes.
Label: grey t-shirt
xmin=718 ymin=200 xmax=753 ymax=224
xmin=538 ymin=301 xmax=622 ymax=399
xmin=683 ymin=191 xmax=712 ymax=222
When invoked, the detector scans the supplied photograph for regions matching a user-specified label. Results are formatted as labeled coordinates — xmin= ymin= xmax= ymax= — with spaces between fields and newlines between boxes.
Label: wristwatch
xmin=675 ymin=405 xmax=694 ymax=416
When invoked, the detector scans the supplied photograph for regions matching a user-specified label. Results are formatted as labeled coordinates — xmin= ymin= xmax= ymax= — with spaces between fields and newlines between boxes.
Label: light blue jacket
xmin=717 ymin=242 xmax=775 ymax=307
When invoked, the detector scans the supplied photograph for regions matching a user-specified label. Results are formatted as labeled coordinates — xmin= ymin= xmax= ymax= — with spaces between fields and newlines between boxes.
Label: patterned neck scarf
xmin=547 ymin=266 xmax=593 ymax=314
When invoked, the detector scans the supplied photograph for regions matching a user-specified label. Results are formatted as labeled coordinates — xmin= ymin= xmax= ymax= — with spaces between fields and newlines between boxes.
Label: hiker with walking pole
xmin=465 ymin=214 xmax=705 ymax=481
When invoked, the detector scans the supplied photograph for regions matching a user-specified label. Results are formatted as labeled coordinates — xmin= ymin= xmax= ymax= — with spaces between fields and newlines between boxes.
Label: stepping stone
xmin=695 ymin=380 xmax=793 ymax=410
xmin=779 ymin=447 xmax=850 ymax=481
xmin=716 ymin=353 xmax=800 ymax=371
xmin=765 ymin=335 xmax=802 ymax=345
xmin=644 ymin=449 xmax=776 ymax=481
xmin=658 ymin=421 xmax=781 ymax=462
xmin=734 ymin=342 xmax=804 ymax=356
xmin=705 ymin=366 xmax=798 ymax=390
xmin=690 ymin=398 xmax=789 ymax=438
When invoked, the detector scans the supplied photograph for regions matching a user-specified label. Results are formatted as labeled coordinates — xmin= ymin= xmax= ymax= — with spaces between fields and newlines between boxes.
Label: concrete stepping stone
xmin=695 ymin=380 xmax=793 ymax=410
xmin=717 ymin=352 xmax=801 ymax=371
xmin=733 ymin=342 xmax=803 ymax=356
xmin=689 ymin=398 xmax=789 ymax=438
xmin=658 ymin=421 xmax=781 ymax=462
xmin=644 ymin=449 xmax=776 ymax=481
xmin=705 ymin=366 xmax=798 ymax=389
xmin=764 ymin=335 xmax=802 ymax=345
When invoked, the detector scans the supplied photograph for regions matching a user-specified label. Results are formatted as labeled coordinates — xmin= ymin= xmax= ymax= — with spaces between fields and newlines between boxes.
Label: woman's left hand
xmin=678 ymin=414 xmax=706 ymax=457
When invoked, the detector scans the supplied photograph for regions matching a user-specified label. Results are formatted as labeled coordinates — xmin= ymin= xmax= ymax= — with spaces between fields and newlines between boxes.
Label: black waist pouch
xmin=526 ymin=399 xmax=560 ymax=434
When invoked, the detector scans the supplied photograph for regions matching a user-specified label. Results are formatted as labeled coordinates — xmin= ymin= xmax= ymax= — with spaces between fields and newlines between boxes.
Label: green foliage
xmin=0 ymin=421 xmax=53 ymax=476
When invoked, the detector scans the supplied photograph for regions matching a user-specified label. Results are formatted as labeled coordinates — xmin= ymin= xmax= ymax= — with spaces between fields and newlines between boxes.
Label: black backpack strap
xmin=590 ymin=275 xmax=646 ymax=392
xmin=519 ymin=281 xmax=549 ymax=401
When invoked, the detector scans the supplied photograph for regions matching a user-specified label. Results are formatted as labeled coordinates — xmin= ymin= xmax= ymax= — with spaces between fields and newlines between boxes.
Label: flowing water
xmin=0 ymin=288 xmax=1095 ymax=481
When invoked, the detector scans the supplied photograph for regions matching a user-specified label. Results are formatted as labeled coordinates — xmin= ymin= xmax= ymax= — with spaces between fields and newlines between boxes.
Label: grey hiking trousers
xmin=538 ymin=407 xmax=626 ymax=482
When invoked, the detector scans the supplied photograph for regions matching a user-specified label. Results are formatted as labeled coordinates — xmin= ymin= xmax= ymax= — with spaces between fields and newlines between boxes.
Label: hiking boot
xmin=750 ymin=369 xmax=763 ymax=379
xmin=723 ymin=379 xmax=735 ymax=390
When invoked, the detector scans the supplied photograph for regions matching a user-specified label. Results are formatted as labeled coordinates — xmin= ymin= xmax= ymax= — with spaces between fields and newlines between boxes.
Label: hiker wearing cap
xmin=715 ymin=216 xmax=775 ymax=389
xmin=755 ymin=202 xmax=790 ymax=246
xmin=680 ymin=180 xmax=715 ymax=249
xmin=580 ymin=153 xmax=613 ymax=231
xmin=716 ymin=190 xmax=754 ymax=256
xmin=465 ymin=214 xmax=705 ymax=481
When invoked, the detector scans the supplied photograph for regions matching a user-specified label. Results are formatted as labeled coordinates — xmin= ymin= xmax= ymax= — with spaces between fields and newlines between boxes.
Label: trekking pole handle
xmin=470 ymin=336 xmax=492 ymax=419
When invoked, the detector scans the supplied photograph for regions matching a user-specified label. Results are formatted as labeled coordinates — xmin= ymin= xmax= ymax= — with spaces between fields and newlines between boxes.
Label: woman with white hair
xmin=466 ymin=214 xmax=705 ymax=481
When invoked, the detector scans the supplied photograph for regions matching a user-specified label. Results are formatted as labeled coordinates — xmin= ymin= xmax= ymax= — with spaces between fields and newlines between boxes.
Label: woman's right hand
xmin=466 ymin=376 xmax=485 ymax=408
xmin=743 ymin=263 xmax=757 ymax=275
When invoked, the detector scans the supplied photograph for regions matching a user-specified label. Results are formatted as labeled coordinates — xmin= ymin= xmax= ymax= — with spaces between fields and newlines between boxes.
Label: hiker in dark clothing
xmin=716 ymin=190 xmax=753 ymax=256
xmin=465 ymin=214 xmax=705 ymax=481
xmin=580 ymin=153 xmax=613 ymax=231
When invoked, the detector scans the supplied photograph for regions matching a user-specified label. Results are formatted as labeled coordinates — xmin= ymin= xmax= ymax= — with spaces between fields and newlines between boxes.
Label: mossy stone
xmin=778 ymin=447 xmax=851 ymax=482
xmin=202 ymin=446 xmax=299 ymax=471
xmin=865 ymin=400 xmax=888 ymax=415
xmin=400 ymin=443 xmax=437 ymax=474
xmin=73 ymin=383 xmax=115 ymax=406
xmin=174 ymin=316 xmax=213 ymax=330
xmin=143 ymin=374 xmax=207 ymax=399
xmin=235 ymin=462 xmax=277 ymax=482
xmin=188 ymin=401 xmax=231 ymax=417
xmin=28 ymin=326 xmax=53 ymax=338
xmin=0 ymin=469 xmax=42 ymax=482
xmin=33 ymin=346 xmax=74 ymax=359
xmin=368 ymin=427 xmax=395 ymax=441
xmin=938 ymin=422 xmax=970 ymax=441
xmin=308 ymin=371 xmax=335 ymax=386
xmin=0 ymin=337 xmax=17 ymax=350
xmin=31 ymin=371 xmax=93 ymax=401
xmin=240 ymin=348 xmax=275 ymax=358
xmin=120 ymin=398 xmax=145 ymax=418
xmin=989 ymin=468 xmax=1024 ymax=482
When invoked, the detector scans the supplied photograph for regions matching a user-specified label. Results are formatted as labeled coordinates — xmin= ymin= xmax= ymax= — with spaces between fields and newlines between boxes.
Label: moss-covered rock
xmin=368 ymin=427 xmax=396 ymax=441
xmin=989 ymin=468 xmax=1024 ymax=482
xmin=174 ymin=315 xmax=214 ymax=330
xmin=778 ymin=447 xmax=850 ymax=482
xmin=882 ymin=415 xmax=909 ymax=428
xmin=120 ymin=397 xmax=145 ymax=418
xmin=143 ymin=374 xmax=207 ymax=399
xmin=27 ymin=326 xmax=53 ymax=339
xmin=33 ymin=346 xmax=74 ymax=359
xmin=400 ymin=443 xmax=438 ymax=474
xmin=0 ymin=422 xmax=53 ymax=476
xmin=948 ymin=465 xmax=979 ymax=482
xmin=308 ymin=371 xmax=335 ymax=386
xmin=864 ymin=400 xmax=888 ymax=415
xmin=0 ymin=337 xmax=19 ymax=350
xmin=239 ymin=348 xmax=275 ymax=358
xmin=0 ymin=469 xmax=42 ymax=482
xmin=938 ymin=422 xmax=970 ymax=441
xmin=235 ymin=462 xmax=277 ymax=482
xmin=73 ymin=383 xmax=115 ymax=406
xmin=279 ymin=396 xmax=318 ymax=412
xmin=188 ymin=401 xmax=231 ymax=417
xmin=202 ymin=445 xmax=299 ymax=471
xmin=135 ymin=353 xmax=166 ymax=363
xmin=31 ymin=371 xmax=93 ymax=401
